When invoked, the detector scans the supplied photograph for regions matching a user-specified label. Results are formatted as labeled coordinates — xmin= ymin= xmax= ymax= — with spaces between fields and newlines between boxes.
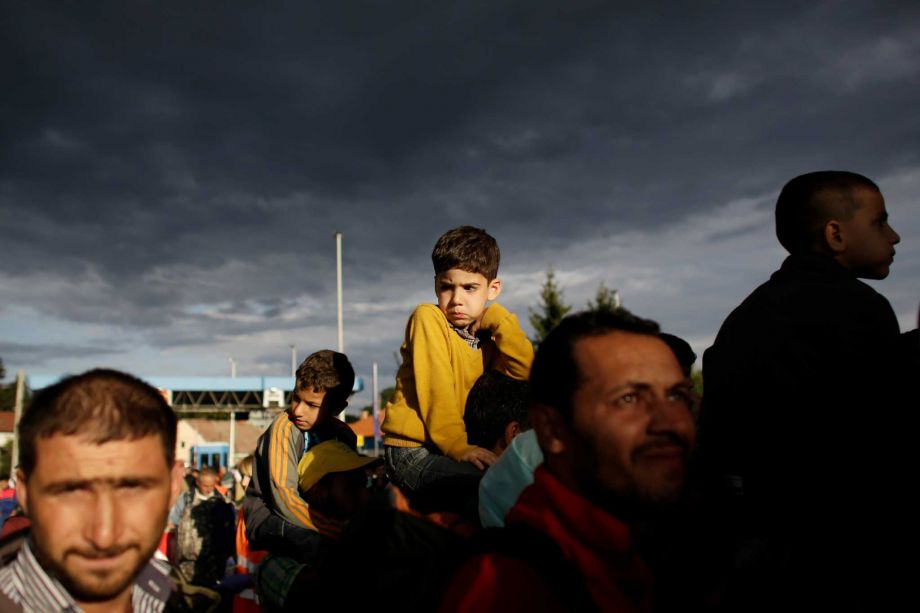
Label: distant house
xmin=347 ymin=409 xmax=384 ymax=453
xmin=176 ymin=418 xmax=268 ymax=469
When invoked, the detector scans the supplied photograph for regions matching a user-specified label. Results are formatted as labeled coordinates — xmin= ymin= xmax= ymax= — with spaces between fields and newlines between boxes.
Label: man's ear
xmin=487 ymin=278 xmax=502 ymax=301
xmin=530 ymin=404 xmax=567 ymax=456
xmin=824 ymin=220 xmax=847 ymax=254
xmin=169 ymin=460 xmax=185 ymax=510
xmin=502 ymin=420 xmax=522 ymax=449
xmin=14 ymin=468 xmax=28 ymax=515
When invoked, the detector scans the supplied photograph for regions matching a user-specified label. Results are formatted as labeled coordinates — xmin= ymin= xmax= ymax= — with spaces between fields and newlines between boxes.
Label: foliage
xmin=380 ymin=386 xmax=395 ymax=406
xmin=0 ymin=358 xmax=25 ymax=412
xmin=358 ymin=386 xmax=396 ymax=415
xmin=587 ymin=282 xmax=620 ymax=313
xmin=691 ymin=368 xmax=703 ymax=396
xmin=529 ymin=268 xmax=572 ymax=346
xmin=0 ymin=440 xmax=11 ymax=480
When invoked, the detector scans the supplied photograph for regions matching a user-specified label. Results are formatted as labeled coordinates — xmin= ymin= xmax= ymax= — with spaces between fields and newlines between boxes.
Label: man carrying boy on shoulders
xmin=243 ymin=350 xmax=357 ymax=560
xmin=382 ymin=226 xmax=534 ymax=497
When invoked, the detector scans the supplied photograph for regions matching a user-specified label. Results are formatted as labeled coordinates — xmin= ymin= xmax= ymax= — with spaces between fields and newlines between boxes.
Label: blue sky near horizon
xmin=2 ymin=2 xmax=918 ymax=412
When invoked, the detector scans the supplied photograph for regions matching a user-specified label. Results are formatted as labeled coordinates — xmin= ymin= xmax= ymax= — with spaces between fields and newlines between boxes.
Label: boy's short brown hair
xmin=431 ymin=226 xmax=501 ymax=280
xmin=775 ymin=170 xmax=879 ymax=254
xmin=295 ymin=350 xmax=355 ymax=407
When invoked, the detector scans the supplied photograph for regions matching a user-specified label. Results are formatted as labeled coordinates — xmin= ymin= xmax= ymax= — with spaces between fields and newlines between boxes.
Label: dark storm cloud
xmin=0 ymin=340 xmax=122 ymax=366
xmin=2 ymin=1 xmax=919 ymax=337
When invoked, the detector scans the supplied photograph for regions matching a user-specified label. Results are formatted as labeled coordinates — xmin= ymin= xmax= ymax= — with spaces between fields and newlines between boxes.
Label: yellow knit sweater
xmin=382 ymin=303 xmax=534 ymax=460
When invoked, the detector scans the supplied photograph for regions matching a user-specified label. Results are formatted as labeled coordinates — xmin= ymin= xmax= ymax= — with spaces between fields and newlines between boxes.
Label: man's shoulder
xmin=443 ymin=526 xmax=573 ymax=612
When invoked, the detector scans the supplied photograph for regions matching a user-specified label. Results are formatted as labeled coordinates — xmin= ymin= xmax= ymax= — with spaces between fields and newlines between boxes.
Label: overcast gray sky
xmin=2 ymin=1 xmax=918 ymax=411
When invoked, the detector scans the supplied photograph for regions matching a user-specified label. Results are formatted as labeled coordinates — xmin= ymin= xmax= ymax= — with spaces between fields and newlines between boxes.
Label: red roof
xmin=0 ymin=412 xmax=14 ymax=433
xmin=348 ymin=410 xmax=384 ymax=438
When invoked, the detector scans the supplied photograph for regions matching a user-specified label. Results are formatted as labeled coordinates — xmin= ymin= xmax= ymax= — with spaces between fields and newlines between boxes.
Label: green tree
xmin=587 ymin=282 xmax=620 ymax=313
xmin=0 ymin=358 xmax=15 ymax=412
xmin=0 ymin=440 xmax=11 ymax=479
xmin=529 ymin=268 xmax=572 ymax=346
xmin=691 ymin=368 xmax=703 ymax=396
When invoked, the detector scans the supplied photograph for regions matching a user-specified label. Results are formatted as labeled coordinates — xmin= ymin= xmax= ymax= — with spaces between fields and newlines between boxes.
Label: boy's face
xmin=435 ymin=268 xmax=501 ymax=328
xmin=289 ymin=387 xmax=328 ymax=431
xmin=836 ymin=187 xmax=900 ymax=279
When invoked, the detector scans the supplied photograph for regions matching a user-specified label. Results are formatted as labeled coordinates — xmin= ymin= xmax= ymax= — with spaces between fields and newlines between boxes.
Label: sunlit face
xmin=434 ymin=268 xmax=501 ymax=328
xmin=836 ymin=187 xmax=900 ymax=279
xmin=289 ymin=386 xmax=328 ymax=431
xmin=17 ymin=434 xmax=181 ymax=608
xmin=566 ymin=332 xmax=696 ymax=510
xmin=196 ymin=473 xmax=217 ymax=497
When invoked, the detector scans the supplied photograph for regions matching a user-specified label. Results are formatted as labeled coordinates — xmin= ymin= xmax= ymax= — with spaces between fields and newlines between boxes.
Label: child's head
xmin=775 ymin=171 xmax=900 ymax=279
xmin=464 ymin=371 xmax=531 ymax=455
xmin=431 ymin=226 xmax=502 ymax=328
xmin=289 ymin=350 xmax=355 ymax=431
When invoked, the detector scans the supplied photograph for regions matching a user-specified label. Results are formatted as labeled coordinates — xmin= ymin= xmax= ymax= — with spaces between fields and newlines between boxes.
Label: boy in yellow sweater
xmin=382 ymin=226 xmax=534 ymax=497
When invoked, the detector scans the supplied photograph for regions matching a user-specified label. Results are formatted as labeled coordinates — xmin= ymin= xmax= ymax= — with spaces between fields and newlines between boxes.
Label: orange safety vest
xmin=232 ymin=507 xmax=267 ymax=613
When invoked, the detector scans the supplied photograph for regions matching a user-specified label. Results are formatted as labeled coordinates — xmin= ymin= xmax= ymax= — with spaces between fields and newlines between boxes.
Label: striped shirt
xmin=249 ymin=411 xmax=356 ymax=532
xmin=449 ymin=322 xmax=481 ymax=349
xmin=0 ymin=539 xmax=172 ymax=612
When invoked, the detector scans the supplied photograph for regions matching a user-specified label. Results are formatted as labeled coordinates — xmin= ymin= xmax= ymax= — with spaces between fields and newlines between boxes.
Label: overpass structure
xmin=27 ymin=375 xmax=365 ymax=413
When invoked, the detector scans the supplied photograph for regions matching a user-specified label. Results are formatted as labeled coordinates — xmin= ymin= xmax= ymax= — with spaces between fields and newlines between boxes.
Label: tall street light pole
xmin=335 ymin=231 xmax=344 ymax=353
xmin=290 ymin=345 xmax=297 ymax=377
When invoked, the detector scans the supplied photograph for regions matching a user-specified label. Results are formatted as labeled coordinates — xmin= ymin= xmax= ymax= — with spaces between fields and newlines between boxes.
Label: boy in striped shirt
xmin=242 ymin=350 xmax=357 ymax=560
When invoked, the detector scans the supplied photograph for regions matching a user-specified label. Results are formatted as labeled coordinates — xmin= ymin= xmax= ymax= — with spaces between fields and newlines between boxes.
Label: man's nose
xmin=86 ymin=490 xmax=120 ymax=550
xmin=647 ymin=395 xmax=695 ymax=443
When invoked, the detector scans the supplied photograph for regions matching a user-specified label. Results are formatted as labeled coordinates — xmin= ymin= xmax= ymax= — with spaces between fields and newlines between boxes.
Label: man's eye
xmin=617 ymin=393 xmax=638 ymax=405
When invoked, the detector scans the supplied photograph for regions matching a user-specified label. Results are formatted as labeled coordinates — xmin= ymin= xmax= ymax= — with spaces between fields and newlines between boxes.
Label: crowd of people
xmin=0 ymin=170 xmax=915 ymax=612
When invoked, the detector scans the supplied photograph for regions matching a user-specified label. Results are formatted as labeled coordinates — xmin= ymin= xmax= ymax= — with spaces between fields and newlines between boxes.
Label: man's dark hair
xmin=295 ymin=350 xmax=355 ymax=407
xmin=431 ymin=226 xmax=500 ymax=281
xmin=18 ymin=368 xmax=177 ymax=475
xmin=530 ymin=310 xmax=661 ymax=418
xmin=464 ymin=371 xmax=531 ymax=449
xmin=660 ymin=333 xmax=696 ymax=378
xmin=775 ymin=170 xmax=879 ymax=254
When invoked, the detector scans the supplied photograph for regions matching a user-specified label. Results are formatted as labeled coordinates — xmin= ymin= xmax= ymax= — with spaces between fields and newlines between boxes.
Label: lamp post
xmin=290 ymin=345 xmax=297 ymax=377
xmin=335 ymin=231 xmax=344 ymax=353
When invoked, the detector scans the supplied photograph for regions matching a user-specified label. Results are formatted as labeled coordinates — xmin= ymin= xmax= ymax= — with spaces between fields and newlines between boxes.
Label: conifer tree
xmin=587 ymin=282 xmax=620 ymax=313
xmin=529 ymin=268 xmax=572 ymax=346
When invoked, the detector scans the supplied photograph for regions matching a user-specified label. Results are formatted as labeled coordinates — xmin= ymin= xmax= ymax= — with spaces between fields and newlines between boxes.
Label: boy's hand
xmin=459 ymin=446 xmax=498 ymax=470
xmin=469 ymin=306 xmax=489 ymax=336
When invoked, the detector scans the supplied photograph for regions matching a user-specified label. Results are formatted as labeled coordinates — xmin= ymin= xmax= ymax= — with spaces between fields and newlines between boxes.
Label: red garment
xmin=441 ymin=466 xmax=652 ymax=613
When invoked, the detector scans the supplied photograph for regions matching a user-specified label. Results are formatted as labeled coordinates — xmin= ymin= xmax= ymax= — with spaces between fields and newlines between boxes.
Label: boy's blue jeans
xmin=384 ymin=445 xmax=483 ymax=493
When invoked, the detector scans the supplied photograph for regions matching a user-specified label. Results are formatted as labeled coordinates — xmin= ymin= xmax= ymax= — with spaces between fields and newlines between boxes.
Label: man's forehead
xmin=31 ymin=433 xmax=171 ymax=477
xmin=574 ymin=331 xmax=683 ymax=385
